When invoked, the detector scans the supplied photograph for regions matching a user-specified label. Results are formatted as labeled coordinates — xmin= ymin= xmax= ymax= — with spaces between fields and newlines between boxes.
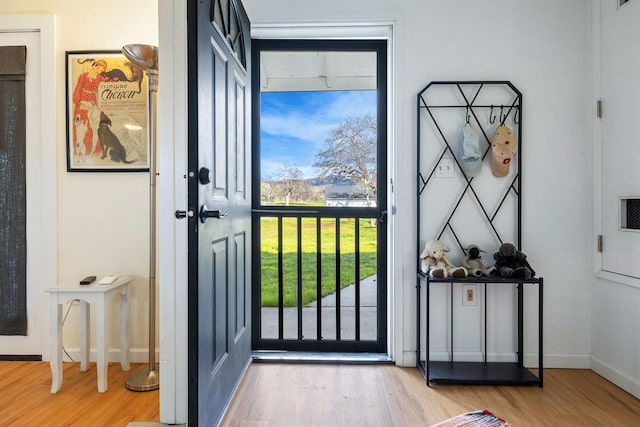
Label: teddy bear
xmin=492 ymin=242 xmax=535 ymax=279
xmin=462 ymin=244 xmax=497 ymax=277
xmin=419 ymin=239 xmax=467 ymax=278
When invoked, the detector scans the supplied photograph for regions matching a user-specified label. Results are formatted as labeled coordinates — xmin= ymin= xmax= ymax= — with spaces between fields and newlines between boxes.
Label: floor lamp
xmin=122 ymin=44 xmax=160 ymax=391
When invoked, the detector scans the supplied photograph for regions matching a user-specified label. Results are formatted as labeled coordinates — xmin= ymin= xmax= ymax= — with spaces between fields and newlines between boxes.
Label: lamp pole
xmin=122 ymin=44 xmax=160 ymax=391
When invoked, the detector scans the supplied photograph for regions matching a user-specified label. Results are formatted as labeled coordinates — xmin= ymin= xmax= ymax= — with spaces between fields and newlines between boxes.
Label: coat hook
xmin=514 ymin=107 xmax=520 ymax=124
xmin=499 ymin=105 xmax=506 ymax=124
xmin=465 ymin=105 xmax=470 ymax=124
xmin=489 ymin=105 xmax=496 ymax=124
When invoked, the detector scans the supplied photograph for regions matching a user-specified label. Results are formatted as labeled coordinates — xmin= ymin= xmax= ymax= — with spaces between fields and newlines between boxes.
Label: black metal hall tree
xmin=415 ymin=81 xmax=543 ymax=386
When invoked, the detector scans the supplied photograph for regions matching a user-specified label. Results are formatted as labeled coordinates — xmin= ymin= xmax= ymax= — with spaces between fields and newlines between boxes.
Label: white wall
xmin=244 ymin=0 xmax=594 ymax=369
xmin=0 ymin=0 xmax=158 ymax=360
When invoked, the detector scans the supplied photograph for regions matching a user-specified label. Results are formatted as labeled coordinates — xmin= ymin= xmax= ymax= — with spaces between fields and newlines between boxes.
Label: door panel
xmin=600 ymin=1 xmax=640 ymax=279
xmin=212 ymin=41 xmax=228 ymax=196
xmin=212 ymin=238 xmax=228 ymax=368
xmin=234 ymin=72 xmax=247 ymax=196
xmin=188 ymin=0 xmax=251 ymax=425
xmin=234 ymin=232 xmax=247 ymax=337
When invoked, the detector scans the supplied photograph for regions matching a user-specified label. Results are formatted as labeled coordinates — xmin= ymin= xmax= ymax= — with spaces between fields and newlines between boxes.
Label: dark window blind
xmin=0 ymin=46 xmax=27 ymax=336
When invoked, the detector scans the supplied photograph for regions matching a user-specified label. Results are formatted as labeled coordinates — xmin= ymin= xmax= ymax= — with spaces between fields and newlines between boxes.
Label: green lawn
xmin=260 ymin=217 xmax=378 ymax=307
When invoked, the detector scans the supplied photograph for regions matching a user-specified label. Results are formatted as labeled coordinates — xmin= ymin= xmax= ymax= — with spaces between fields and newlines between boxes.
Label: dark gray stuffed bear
xmin=493 ymin=243 xmax=535 ymax=279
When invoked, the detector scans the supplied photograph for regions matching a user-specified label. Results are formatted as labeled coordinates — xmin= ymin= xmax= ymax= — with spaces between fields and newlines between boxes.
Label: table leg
xmin=49 ymin=300 xmax=63 ymax=393
xmin=79 ymin=301 xmax=90 ymax=372
xmin=120 ymin=289 xmax=130 ymax=371
xmin=96 ymin=297 xmax=108 ymax=393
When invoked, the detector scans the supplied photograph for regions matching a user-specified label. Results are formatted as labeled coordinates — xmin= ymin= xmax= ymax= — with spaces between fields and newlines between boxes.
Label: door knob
xmin=199 ymin=205 xmax=227 ymax=223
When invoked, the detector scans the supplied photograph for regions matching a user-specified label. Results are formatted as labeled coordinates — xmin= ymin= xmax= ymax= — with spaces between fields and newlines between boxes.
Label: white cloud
xmin=261 ymin=114 xmax=334 ymax=148
xmin=261 ymin=158 xmax=320 ymax=180
xmin=323 ymin=91 xmax=377 ymax=121
xmin=261 ymin=91 xmax=376 ymax=147
xmin=260 ymin=90 xmax=377 ymax=179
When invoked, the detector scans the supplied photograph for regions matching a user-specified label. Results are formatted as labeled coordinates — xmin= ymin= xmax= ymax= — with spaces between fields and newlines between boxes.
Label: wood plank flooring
xmin=0 ymin=361 xmax=159 ymax=427
xmin=222 ymin=363 xmax=640 ymax=427
xmin=3 ymin=361 xmax=640 ymax=426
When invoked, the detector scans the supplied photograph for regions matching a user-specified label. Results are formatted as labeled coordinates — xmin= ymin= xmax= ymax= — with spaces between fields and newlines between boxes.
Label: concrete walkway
xmin=260 ymin=275 xmax=379 ymax=341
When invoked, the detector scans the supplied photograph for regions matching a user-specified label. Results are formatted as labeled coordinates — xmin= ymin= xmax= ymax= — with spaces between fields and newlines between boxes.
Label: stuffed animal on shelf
xmin=419 ymin=239 xmax=468 ymax=278
xmin=462 ymin=244 xmax=497 ymax=277
xmin=492 ymin=242 xmax=536 ymax=279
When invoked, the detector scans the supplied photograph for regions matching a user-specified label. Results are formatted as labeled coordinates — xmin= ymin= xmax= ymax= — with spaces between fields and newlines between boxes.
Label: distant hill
xmin=263 ymin=175 xmax=356 ymax=187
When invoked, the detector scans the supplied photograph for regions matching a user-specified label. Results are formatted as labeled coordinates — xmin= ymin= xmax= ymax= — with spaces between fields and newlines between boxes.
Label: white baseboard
xmin=591 ymin=355 xmax=640 ymax=399
xmin=541 ymin=353 xmax=591 ymax=369
xmin=51 ymin=348 xmax=159 ymax=364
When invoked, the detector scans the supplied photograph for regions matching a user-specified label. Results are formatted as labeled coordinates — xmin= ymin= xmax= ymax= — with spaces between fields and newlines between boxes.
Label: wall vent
xmin=621 ymin=198 xmax=640 ymax=231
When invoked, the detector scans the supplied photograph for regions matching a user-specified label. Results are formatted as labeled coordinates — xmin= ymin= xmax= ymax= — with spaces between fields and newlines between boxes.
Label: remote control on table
xmin=80 ymin=276 xmax=96 ymax=285
xmin=99 ymin=274 xmax=119 ymax=285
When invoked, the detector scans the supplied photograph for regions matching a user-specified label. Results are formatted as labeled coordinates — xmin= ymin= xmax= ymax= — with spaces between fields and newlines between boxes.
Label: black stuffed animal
xmin=493 ymin=243 xmax=535 ymax=279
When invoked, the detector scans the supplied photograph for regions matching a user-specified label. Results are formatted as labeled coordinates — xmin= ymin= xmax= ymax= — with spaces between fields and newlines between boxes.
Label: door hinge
xmin=596 ymin=100 xmax=602 ymax=118
xmin=597 ymin=235 xmax=603 ymax=253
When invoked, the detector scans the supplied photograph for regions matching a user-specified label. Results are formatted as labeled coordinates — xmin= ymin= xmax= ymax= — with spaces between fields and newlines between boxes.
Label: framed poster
xmin=66 ymin=50 xmax=149 ymax=171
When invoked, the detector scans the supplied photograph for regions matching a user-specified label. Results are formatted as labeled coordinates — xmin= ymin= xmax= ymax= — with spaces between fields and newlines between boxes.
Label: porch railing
xmin=251 ymin=207 xmax=385 ymax=352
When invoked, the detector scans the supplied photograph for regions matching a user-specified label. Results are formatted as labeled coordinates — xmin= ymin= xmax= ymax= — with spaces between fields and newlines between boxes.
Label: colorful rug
xmin=431 ymin=409 xmax=509 ymax=427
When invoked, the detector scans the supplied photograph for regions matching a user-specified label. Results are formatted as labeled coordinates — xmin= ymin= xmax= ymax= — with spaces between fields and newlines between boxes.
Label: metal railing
xmin=251 ymin=207 xmax=385 ymax=352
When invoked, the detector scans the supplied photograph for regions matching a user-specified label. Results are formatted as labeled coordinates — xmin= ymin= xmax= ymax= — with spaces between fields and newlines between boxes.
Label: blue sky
xmin=260 ymin=90 xmax=376 ymax=180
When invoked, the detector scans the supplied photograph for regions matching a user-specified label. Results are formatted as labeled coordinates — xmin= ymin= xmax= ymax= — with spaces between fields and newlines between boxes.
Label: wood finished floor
xmin=222 ymin=363 xmax=640 ymax=427
xmin=3 ymin=361 xmax=640 ymax=426
xmin=0 ymin=361 xmax=159 ymax=427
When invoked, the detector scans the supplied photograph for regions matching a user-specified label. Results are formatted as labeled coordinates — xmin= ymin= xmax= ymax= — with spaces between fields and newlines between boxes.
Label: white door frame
xmin=0 ymin=14 xmax=57 ymax=358
xmin=251 ymin=21 xmax=400 ymax=363
xmin=158 ymin=0 xmax=188 ymax=424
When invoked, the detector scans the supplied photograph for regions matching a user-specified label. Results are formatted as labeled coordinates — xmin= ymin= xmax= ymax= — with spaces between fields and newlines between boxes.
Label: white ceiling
xmin=259 ymin=50 xmax=377 ymax=92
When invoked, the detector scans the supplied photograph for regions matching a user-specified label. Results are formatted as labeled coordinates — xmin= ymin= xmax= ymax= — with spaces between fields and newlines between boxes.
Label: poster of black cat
xmin=65 ymin=51 xmax=149 ymax=171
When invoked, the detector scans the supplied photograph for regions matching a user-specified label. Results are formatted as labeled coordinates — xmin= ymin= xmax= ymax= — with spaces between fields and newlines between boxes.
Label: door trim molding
xmin=158 ymin=0 xmax=189 ymax=424
xmin=249 ymin=20 xmax=400 ymax=362
xmin=0 ymin=14 xmax=57 ymax=358
xmin=251 ymin=21 xmax=393 ymax=40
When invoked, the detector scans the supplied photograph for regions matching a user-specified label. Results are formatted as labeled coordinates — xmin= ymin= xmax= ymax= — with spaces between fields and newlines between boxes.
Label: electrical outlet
xmin=435 ymin=159 xmax=455 ymax=178
xmin=462 ymin=284 xmax=477 ymax=306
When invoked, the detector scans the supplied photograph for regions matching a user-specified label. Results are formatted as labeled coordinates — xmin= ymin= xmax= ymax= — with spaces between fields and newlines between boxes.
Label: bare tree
xmin=261 ymin=180 xmax=279 ymax=204
xmin=265 ymin=163 xmax=312 ymax=205
xmin=313 ymin=113 xmax=377 ymax=206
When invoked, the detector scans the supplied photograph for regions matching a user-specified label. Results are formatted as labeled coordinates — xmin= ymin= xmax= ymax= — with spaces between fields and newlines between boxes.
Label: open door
xmin=187 ymin=0 xmax=251 ymax=425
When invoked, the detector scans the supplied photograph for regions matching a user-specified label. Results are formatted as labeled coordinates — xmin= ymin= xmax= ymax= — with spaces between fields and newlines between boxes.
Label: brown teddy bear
xmin=492 ymin=243 xmax=535 ymax=279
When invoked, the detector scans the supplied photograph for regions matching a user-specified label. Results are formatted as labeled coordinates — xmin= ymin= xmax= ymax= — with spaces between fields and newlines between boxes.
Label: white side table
xmin=46 ymin=275 xmax=133 ymax=393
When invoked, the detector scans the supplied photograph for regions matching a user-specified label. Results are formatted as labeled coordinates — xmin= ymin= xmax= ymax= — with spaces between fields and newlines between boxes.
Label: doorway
xmin=251 ymin=39 xmax=388 ymax=353
xmin=0 ymin=16 xmax=56 ymax=359
xmin=164 ymin=2 xmax=394 ymax=420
